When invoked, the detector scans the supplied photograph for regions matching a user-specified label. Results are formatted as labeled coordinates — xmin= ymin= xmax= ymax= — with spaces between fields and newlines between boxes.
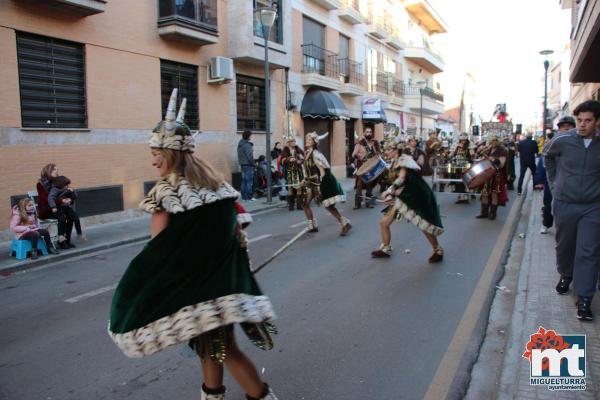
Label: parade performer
xmin=504 ymin=134 xmax=517 ymax=190
xmin=108 ymin=89 xmax=278 ymax=400
xmin=450 ymin=133 xmax=473 ymax=204
xmin=280 ymin=135 xmax=305 ymax=211
xmin=371 ymin=145 xmax=444 ymax=262
xmin=352 ymin=126 xmax=381 ymax=208
xmin=403 ymin=136 xmax=426 ymax=172
xmin=423 ymin=131 xmax=441 ymax=176
xmin=302 ymin=131 xmax=352 ymax=235
xmin=475 ymin=134 xmax=508 ymax=220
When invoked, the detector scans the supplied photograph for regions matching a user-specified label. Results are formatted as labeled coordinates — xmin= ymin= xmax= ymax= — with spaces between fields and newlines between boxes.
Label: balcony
xmin=309 ymin=0 xmax=341 ymax=10
xmin=338 ymin=58 xmax=364 ymax=96
xmin=365 ymin=13 xmax=388 ymax=40
xmin=301 ymin=44 xmax=342 ymax=91
xmin=338 ymin=0 xmax=364 ymax=24
xmin=386 ymin=30 xmax=405 ymax=50
xmin=158 ymin=0 xmax=219 ymax=45
xmin=403 ymin=0 xmax=448 ymax=34
xmin=403 ymin=41 xmax=444 ymax=73
xmin=37 ymin=0 xmax=106 ymax=15
xmin=402 ymin=85 xmax=444 ymax=114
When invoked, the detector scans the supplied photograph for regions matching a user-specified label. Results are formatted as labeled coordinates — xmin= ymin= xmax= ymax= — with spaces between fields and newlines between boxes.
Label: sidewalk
xmin=0 ymin=196 xmax=287 ymax=274
xmin=468 ymin=187 xmax=600 ymax=399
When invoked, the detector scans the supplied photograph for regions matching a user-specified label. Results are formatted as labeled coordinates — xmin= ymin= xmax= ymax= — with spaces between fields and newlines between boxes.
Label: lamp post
xmin=417 ymin=80 xmax=426 ymax=138
xmin=539 ymin=49 xmax=554 ymax=139
xmin=259 ymin=7 xmax=277 ymax=203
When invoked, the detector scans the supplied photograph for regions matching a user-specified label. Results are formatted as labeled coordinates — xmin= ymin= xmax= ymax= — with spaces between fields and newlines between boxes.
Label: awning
xmin=362 ymin=97 xmax=387 ymax=123
xmin=301 ymin=89 xmax=349 ymax=120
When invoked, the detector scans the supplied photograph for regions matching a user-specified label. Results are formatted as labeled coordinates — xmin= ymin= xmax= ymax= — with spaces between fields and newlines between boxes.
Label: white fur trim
xmin=393 ymin=198 xmax=444 ymax=236
xmin=108 ymin=293 xmax=276 ymax=358
xmin=322 ymin=194 xmax=345 ymax=207
xmin=397 ymin=155 xmax=421 ymax=171
xmin=140 ymin=174 xmax=239 ymax=214
xmin=237 ymin=212 xmax=253 ymax=226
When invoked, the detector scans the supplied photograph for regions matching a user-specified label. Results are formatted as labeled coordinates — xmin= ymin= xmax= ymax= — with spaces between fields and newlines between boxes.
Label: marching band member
xmin=475 ymin=133 xmax=508 ymax=220
xmin=372 ymin=145 xmax=444 ymax=262
xmin=108 ymin=89 xmax=278 ymax=400
xmin=302 ymin=131 xmax=352 ymax=235
xmin=280 ymin=136 xmax=305 ymax=211
xmin=424 ymin=131 xmax=441 ymax=176
xmin=450 ymin=133 xmax=473 ymax=204
xmin=352 ymin=126 xmax=381 ymax=208
xmin=403 ymin=135 xmax=426 ymax=172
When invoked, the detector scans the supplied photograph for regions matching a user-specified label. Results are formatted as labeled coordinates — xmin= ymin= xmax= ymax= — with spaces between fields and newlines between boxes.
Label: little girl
xmin=10 ymin=198 xmax=58 ymax=259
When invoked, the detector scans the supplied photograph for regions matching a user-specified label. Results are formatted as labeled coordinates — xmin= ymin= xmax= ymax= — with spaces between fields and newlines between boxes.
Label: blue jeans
xmin=241 ymin=165 xmax=254 ymax=200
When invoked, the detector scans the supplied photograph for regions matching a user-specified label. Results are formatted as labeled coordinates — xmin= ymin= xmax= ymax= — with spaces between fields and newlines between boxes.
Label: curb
xmin=1 ymin=202 xmax=283 ymax=275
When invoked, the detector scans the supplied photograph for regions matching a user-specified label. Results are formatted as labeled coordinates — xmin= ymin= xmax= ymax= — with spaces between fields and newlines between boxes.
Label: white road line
xmin=65 ymin=284 xmax=117 ymax=303
xmin=289 ymin=221 xmax=307 ymax=228
xmin=248 ymin=234 xmax=272 ymax=243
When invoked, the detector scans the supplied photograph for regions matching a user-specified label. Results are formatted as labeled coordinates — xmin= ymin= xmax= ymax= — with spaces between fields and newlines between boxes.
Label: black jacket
xmin=517 ymin=138 xmax=538 ymax=166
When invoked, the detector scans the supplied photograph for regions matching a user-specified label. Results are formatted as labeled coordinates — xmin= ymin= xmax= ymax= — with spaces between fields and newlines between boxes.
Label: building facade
xmin=0 ymin=0 xmax=446 ymax=236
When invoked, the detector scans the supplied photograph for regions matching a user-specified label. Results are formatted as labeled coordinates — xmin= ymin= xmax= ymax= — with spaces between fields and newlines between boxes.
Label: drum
xmin=356 ymin=156 xmax=387 ymax=183
xmin=439 ymin=163 xmax=471 ymax=180
xmin=462 ymin=159 xmax=495 ymax=189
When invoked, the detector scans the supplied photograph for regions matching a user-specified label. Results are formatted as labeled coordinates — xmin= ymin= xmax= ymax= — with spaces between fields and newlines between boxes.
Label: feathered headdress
xmin=307 ymin=131 xmax=329 ymax=144
xmin=149 ymin=88 xmax=195 ymax=153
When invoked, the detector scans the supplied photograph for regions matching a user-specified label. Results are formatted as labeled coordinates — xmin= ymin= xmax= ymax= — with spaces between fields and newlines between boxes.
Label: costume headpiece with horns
xmin=149 ymin=88 xmax=196 ymax=153
xmin=307 ymin=131 xmax=329 ymax=144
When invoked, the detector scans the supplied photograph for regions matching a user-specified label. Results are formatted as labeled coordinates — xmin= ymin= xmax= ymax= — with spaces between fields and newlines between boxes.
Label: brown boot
xmin=288 ymin=193 xmax=295 ymax=211
xmin=296 ymin=195 xmax=304 ymax=210
xmin=340 ymin=217 xmax=352 ymax=236
xmin=488 ymin=205 xmax=498 ymax=220
xmin=476 ymin=204 xmax=489 ymax=219
xmin=428 ymin=246 xmax=444 ymax=263
xmin=371 ymin=244 xmax=392 ymax=258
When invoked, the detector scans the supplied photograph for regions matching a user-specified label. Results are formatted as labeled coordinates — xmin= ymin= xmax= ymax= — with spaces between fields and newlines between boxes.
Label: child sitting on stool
xmin=10 ymin=198 xmax=59 ymax=258
xmin=48 ymin=175 xmax=84 ymax=249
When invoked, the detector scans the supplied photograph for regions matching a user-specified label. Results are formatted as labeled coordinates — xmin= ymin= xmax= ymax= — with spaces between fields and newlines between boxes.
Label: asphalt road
xmin=0 ymin=191 xmax=518 ymax=400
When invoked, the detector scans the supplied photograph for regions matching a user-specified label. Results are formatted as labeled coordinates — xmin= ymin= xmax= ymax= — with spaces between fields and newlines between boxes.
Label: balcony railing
xmin=158 ymin=0 xmax=218 ymax=32
xmin=402 ymin=85 xmax=444 ymax=102
xmin=339 ymin=58 xmax=363 ymax=86
xmin=341 ymin=0 xmax=359 ymax=10
xmin=302 ymin=43 xmax=340 ymax=79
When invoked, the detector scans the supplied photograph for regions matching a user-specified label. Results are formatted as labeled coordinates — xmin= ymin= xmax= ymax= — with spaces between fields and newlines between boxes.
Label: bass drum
xmin=356 ymin=156 xmax=387 ymax=183
xmin=462 ymin=159 xmax=495 ymax=189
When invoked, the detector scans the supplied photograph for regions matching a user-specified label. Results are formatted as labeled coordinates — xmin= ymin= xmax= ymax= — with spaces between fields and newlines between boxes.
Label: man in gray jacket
xmin=544 ymin=100 xmax=600 ymax=321
xmin=237 ymin=130 xmax=255 ymax=200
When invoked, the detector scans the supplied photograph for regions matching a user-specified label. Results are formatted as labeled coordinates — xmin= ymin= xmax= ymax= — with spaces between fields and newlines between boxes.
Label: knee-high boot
xmin=476 ymin=203 xmax=489 ymax=219
xmin=287 ymin=192 xmax=295 ymax=211
xmin=488 ymin=204 xmax=498 ymax=220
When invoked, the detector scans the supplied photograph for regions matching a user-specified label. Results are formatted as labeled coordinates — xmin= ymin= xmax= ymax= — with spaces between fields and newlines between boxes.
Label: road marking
xmin=289 ymin=221 xmax=306 ymax=228
xmin=65 ymin=284 xmax=118 ymax=303
xmin=423 ymin=185 xmax=526 ymax=399
xmin=248 ymin=234 xmax=272 ymax=243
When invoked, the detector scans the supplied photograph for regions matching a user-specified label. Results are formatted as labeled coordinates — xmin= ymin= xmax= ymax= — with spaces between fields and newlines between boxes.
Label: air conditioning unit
xmin=208 ymin=56 xmax=234 ymax=83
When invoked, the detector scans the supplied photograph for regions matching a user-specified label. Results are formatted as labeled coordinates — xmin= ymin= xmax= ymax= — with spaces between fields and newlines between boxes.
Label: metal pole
xmin=420 ymin=88 xmax=423 ymax=139
xmin=543 ymin=60 xmax=549 ymax=139
xmin=263 ymin=27 xmax=272 ymax=203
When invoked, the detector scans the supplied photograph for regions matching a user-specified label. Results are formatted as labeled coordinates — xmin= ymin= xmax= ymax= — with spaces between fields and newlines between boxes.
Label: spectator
xmin=516 ymin=132 xmax=539 ymax=195
xmin=237 ymin=130 xmax=255 ymax=201
xmin=544 ymin=100 xmax=600 ymax=321
xmin=36 ymin=163 xmax=59 ymax=219
xmin=534 ymin=116 xmax=576 ymax=234
xmin=270 ymin=141 xmax=283 ymax=160
xmin=49 ymin=176 xmax=83 ymax=249
xmin=10 ymin=198 xmax=58 ymax=258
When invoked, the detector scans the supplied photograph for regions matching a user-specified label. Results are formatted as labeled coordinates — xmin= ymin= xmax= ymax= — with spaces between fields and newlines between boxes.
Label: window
xmin=237 ymin=75 xmax=265 ymax=131
xmin=158 ymin=0 xmax=218 ymax=31
xmin=160 ymin=60 xmax=199 ymax=130
xmin=254 ymin=0 xmax=283 ymax=44
xmin=16 ymin=32 xmax=86 ymax=128
xmin=339 ymin=34 xmax=350 ymax=78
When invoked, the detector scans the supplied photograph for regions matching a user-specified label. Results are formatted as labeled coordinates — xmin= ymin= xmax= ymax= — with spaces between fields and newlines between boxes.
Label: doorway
xmin=303 ymin=118 xmax=331 ymax=162
xmin=345 ymin=118 xmax=356 ymax=177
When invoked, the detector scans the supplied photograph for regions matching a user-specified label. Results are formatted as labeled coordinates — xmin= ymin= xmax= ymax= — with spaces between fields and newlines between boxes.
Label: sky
xmin=430 ymin=0 xmax=572 ymax=127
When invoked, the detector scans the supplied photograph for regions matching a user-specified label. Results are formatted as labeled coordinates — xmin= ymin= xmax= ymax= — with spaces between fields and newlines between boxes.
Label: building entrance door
xmin=345 ymin=118 xmax=356 ymax=177
xmin=303 ymin=119 xmax=331 ymax=162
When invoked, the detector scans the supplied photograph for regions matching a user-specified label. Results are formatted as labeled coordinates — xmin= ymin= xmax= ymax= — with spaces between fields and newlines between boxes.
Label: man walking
xmin=516 ymin=132 xmax=538 ymax=195
xmin=237 ymin=130 xmax=255 ymax=201
xmin=545 ymin=100 xmax=600 ymax=321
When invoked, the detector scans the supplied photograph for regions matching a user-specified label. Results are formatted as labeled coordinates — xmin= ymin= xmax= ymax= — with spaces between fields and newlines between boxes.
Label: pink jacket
xmin=9 ymin=206 xmax=40 ymax=239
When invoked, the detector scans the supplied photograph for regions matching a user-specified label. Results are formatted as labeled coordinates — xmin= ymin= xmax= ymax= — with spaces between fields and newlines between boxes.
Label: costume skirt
xmin=320 ymin=169 xmax=345 ymax=207
xmin=108 ymin=199 xmax=276 ymax=358
xmin=385 ymin=170 xmax=444 ymax=236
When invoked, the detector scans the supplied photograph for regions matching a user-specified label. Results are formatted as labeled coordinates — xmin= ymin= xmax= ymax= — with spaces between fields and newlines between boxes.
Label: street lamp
xmin=539 ymin=49 xmax=554 ymax=139
xmin=258 ymin=7 xmax=277 ymax=203
xmin=417 ymin=80 xmax=426 ymax=138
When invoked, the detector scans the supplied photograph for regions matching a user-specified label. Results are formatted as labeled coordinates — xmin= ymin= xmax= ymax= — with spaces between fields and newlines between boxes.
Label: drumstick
xmin=359 ymin=195 xmax=386 ymax=203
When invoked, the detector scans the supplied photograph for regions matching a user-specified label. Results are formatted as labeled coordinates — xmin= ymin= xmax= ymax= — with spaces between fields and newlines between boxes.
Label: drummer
xmin=450 ymin=133 xmax=473 ymax=204
xmin=352 ymin=126 xmax=381 ymax=209
xmin=475 ymin=133 xmax=508 ymax=220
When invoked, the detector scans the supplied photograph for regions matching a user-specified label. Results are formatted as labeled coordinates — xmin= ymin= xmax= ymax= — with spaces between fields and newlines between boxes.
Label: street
xmin=0 ymin=193 xmax=517 ymax=400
